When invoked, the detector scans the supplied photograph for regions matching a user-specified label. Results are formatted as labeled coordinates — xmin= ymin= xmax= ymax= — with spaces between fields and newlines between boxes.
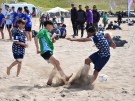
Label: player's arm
xmin=66 ymin=38 xmax=92 ymax=42
xmin=105 ymin=33 xmax=116 ymax=49
xmin=15 ymin=41 xmax=28 ymax=47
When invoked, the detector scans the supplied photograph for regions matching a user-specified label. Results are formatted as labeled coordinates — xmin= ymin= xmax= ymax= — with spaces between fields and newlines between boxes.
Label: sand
xmin=0 ymin=17 xmax=135 ymax=101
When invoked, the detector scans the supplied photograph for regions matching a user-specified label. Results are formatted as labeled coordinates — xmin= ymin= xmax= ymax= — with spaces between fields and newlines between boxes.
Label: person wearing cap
xmin=85 ymin=5 xmax=93 ymax=30
xmin=76 ymin=5 xmax=86 ymax=38
xmin=92 ymin=5 xmax=100 ymax=31
xmin=5 ymin=5 xmax=12 ymax=40
xmin=0 ymin=8 xmax=5 ymax=39
xmin=71 ymin=4 xmax=78 ymax=38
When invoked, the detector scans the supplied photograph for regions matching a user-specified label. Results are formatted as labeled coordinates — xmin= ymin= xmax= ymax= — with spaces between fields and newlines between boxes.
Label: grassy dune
xmin=0 ymin=0 xmax=134 ymax=11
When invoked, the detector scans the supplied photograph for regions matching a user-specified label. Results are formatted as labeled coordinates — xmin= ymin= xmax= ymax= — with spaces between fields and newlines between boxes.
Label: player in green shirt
xmin=34 ymin=21 xmax=73 ymax=86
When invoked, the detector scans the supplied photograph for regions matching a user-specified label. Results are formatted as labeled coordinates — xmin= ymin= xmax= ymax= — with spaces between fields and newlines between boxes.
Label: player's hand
xmin=25 ymin=43 xmax=28 ymax=48
xmin=111 ymin=42 xmax=116 ymax=49
xmin=37 ymin=50 xmax=40 ymax=54
xmin=52 ymin=38 xmax=56 ymax=43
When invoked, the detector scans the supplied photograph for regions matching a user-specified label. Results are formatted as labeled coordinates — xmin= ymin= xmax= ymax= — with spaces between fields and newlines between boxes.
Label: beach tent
xmin=46 ymin=7 xmax=69 ymax=13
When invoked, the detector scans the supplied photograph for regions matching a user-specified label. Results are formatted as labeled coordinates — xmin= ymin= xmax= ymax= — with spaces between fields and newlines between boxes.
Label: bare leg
xmin=49 ymin=56 xmax=73 ymax=84
xmin=91 ymin=70 xmax=99 ymax=84
xmin=47 ymin=68 xmax=57 ymax=85
xmin=7 ymin=28 xmax=12 ymax=40
xmin=28 ymin=31 xmax=32 ymax=41
xmin=25 ymin=31 xmax=30 ymax=41
xmin=7 ymin=60 xmax=18 ymax=75
xmin=16 ymin=61 xmax=22 ymax=77
xmin=0 ymin=30 xmax=4 ymax=39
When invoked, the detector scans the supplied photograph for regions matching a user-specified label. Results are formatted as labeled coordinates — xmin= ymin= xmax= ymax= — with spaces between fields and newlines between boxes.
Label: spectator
xmin=102 ymin=12 xmax=108 ymax=28
xmin=24 ymin=9 xmax=32 ymax=41
xmin=46 ymin=13 xmax=50 ymax=21
xmin=59 ymin=24 xmax=67 ymax=38
xmin=61 ymin=14 xmax=64 ymax=24
xmin=106 ymin=21 xmax=113 ymax=30
xmin=85 ymin=5 xmax=93 ymax=30
xmin=117 ymin=11 xmax=122 ymax=26
xmin=5 ymin=5 xmax=12 ymax=40
xmin=0 ymin=8 xmax=5 ymax=39
xmin=52 ymin=17 xmax=57 ymax=25
xmin=51 ymin=24 xmax=61 ymax=40
xmin=76 ymin=5 xmax=86 ymax=38
xmin=92 ymin=5 xmax=100 ymax=31
xmin=39 ymin=14 xmax=46 ymax=29
xmin=71 ymin=4 xmax=78 ymax=38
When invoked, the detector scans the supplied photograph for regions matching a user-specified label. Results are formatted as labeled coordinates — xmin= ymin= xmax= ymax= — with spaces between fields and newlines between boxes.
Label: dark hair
xmin=62 ymin=24 xmax=66 ymax=27
xmin=25 ymin=9 xmax=30 ymax=14
xmin=44 ymin=21 xmax=53 ymax=27
xmin=17 ymin=19 xmax=25 ymax=24
xmin=18 ymin=7 xmax=22 ymax=11
xmin=12 ymin=6 xmax=15 ymax=8
xmin=24 ymin=6 xmax=28 ymax=9
xmin=5 ymin=5 xmax=9 ymax=7
xmin=87 ymin=26 xmax=96 ymax=33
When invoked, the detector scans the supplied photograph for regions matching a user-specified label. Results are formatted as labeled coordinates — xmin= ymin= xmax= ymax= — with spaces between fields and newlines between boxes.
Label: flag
xmin=128 ymin=0 xmax=133 ymax=17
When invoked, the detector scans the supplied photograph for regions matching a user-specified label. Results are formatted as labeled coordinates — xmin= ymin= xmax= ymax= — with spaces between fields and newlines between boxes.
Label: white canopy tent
xmin=46 ymin=7 xmax=69 ymax=13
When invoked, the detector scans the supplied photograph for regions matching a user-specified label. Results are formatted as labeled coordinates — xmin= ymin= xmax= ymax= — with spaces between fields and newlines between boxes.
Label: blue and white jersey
xmin=12 ymin=28 xmax=26 ymax=55
xmin=90 ymin=32 xmax=110 ymax=57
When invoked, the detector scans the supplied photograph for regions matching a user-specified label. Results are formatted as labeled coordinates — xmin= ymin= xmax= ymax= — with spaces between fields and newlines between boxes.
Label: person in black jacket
xmin=71 ymin=4 xmax=78 ymax=38
xmin=117 ymin=11 xmax=122 ymax=26
xmin=76 ymin=5 xmax=86 ymax=38
xmin=92 ymin=5 xmax=100 ymax=31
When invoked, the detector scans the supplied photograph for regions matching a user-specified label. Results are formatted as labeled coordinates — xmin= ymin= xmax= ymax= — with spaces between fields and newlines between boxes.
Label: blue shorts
xmin=89 ymin=52 xmax=110 ymax=72
xmin=13 ymin=54 xmax=24 ymax=59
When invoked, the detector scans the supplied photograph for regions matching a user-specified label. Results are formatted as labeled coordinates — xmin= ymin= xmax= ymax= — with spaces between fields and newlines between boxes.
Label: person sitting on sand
xmin=113 ymin=21 xmax=122 ymax=30
xmin=50 ymin=24 xmax=61 ymax=40
xmin=33 ymin=21 xmax=73 ymax=86
xmin=59 ymin=24 xmax=67 ymax=38
xmin=7 ymin=19 xmax=28 ymax=77
xmin=67 ymin=26 xmax=116 ymax=84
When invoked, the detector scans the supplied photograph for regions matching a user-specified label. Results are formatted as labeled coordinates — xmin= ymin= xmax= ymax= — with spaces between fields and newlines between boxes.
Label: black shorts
xmin=25 ymin=27 xmax=32 ymax=31
xmin=6 ymin=24 xmax=12 ymax=29
xmin=41 ymin=51 xmax=53 ymax=60
xmin=0 ymin=25 xmax=4 ymax=30
xmin=13 ymin=54 xmax=24 ymax=59
xmin=89 ymin=52 xmax=110 ymax=72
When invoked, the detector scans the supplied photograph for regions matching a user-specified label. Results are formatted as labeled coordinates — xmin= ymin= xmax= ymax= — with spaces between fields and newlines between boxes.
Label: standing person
xmin=85 ymin=5 xmax=93 ymax=30
xmin=76 ymin=5 xmax=86 ymax=38
xmin=102 ymin=12 xmax=108 ymax=28
xmin=17 ymin=7 xmax=25 ymax=20
xmin=92 ymin=5 xmax=100 ymax=31
xmin=34 ymin=21 xmax=73 ymax=85
xmin=5 ymin=5 xmax=12 ymax=40
xmin=11 ymin=6 xmax=18 ymax=36
xmin=46 ymin=13 xmax=50 ymax=21
xmin=0 ymin=8 xmax=5 ymax=39
xmin=67 ymin=26 xmax=116 ymax=84
xmin=117 ymin=11 xmax=122 ymax=26
xmin=7 ymin=19 xmax=28 ymax=77
xmin=71 ymin=4 xmax=77 ymax=38
xmin=24 ymin=9 xmax=32 ymax=41
xmin=39 ymin=14 xmax=46 ymax=29
xmin=61 ymin=14 xmax=64 ymax=24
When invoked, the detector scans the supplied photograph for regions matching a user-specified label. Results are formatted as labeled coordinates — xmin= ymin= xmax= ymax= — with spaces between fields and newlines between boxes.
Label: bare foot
xmin=47 ymin=81 xmax=52 ymax=86
xmin=7 ymin=67 xmax=10 ymax=75
xmin=66 ymin=73 xmax=73 ymax=81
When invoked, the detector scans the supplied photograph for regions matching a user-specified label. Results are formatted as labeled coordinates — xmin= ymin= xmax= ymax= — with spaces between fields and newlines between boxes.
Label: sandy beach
xmin=0 ymin=18 xmax=135 ymax=101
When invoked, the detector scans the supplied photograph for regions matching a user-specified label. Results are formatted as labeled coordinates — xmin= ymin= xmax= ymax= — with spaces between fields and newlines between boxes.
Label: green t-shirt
xmin=36 ymin=29 xmax=54 ymax=54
